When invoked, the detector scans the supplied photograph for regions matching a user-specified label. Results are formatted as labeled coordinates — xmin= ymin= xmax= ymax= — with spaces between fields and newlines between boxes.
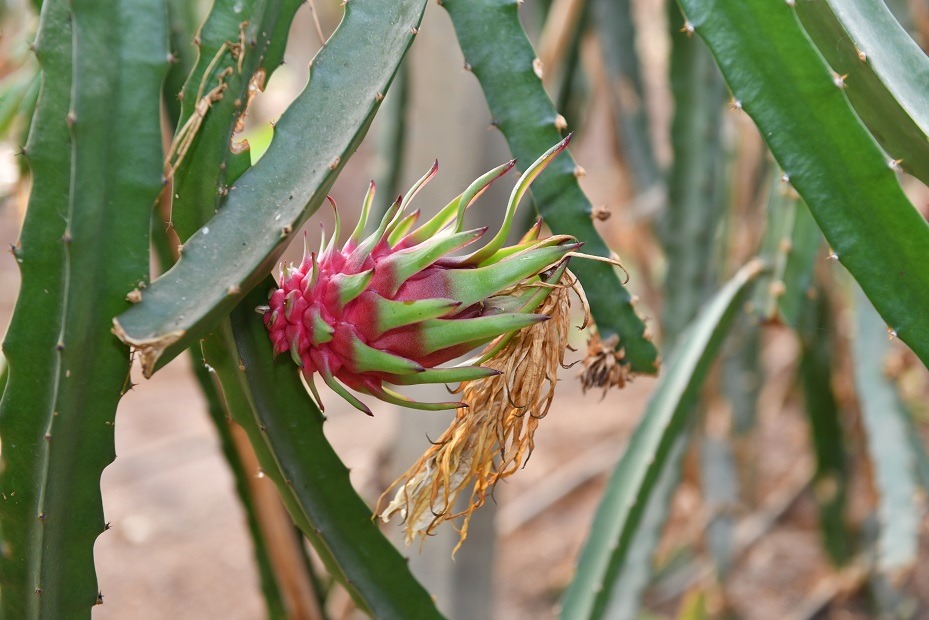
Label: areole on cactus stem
xmin=258 ymin=135 xmax=583 ymax=415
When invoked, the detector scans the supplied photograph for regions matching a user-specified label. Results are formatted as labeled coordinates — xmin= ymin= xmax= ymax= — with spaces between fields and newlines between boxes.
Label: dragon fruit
xmin=259 ymin=137 xmax=579 ymax=414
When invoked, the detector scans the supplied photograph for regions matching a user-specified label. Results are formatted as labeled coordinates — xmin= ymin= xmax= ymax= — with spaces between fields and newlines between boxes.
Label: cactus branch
xmin=796 ymin=0 xmax=929 ymax=185
xmin=0 ymin=0 xmax=168 ymax=616
xmin=752 ymin=169 xmax=822 ymax=328
xmin=561 ymin=259 xmax=764 ymax=619
xmin=442 ymin=0 xmax=659 ymax=374
xmin=201 ymin=285 xmax=444 ymax=619
xmin=677 ymin=0 xmax=929 ymax=369
xmin=114 ymin=0 xmax=429 ymax=377
xmin=170 ymin=0 xmax=302 ymax=241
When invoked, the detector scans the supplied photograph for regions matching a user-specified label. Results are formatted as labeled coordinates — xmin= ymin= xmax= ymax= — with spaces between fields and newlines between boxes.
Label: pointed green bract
xmin=406 ymin=159 xmax=515 ymax=244
xmin=306 ymin=253 xmax=320 ymax=289
xmin=380 ymin=228 xmax=485 ymax=295
xmin=333 ymin=269 xmax=374 ymax=308
xmin=451 ymin=159 xmax=517 ymax=233
xmin=318 ymin=360 xmax=373 ymax=416
xmin=289 ymin=339 xmax=304 ymax=368
xmin=370 ymin=385 xmax=464 ymax=411
xmin=372 ymin=297 xmax=461 ymax=336
xmin=326 ymin=196 xmax=342 ymax=255
xmin=354 ymin=195 xmax=403 ymax=260
xmin=386 ymin=210 xmax=420 ymax=245
xmin=304 ymin=372 xmax=324 ymax=410
xmin=468 ymin=260 xmax=571 ymax=366
xmin=389 ymin=365 xmax=500 ymax=385
xmin=283 ymin=289 xmax=299 ymax=320
xmin=465 ymin=135 xmax=572 ymax=265
xmin=318 ymin=225 xmax=329 ymax=258
xmin=308 ymin=307 xmax=334 ymax=345
xmin=421 ymin=314 xmax=547 ymax=354
xmin=478 ymin=234 xmax=575 ymax=267
xmin=349 ymin=180 xmax=377 ymax=245
xmin=518 ymin=218 xmax=543 ymax=244
xmin=405 ymin=195 xmax=463 ymax=245
xmin=386 ymin=159 xmax=438 ymax=234
xmin=451 ymin=243 xmax=580 ymax=307
xmin=347 ymin=333 xmax=423 ymax=375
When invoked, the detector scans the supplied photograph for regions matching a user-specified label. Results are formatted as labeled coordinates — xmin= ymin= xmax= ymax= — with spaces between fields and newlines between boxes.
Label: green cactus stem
xmin=201 ymin=287 xmax=444 ymax=618
xmin=752 ymin=169 xmax=822 ymax=328
xmin=0 ymin=0 xmax=168 ymax=617
xmin=796 ymin=0 xmax=929 ymax=185
xmin=113 ymin=0 xmax=430 ymax=378
xmin=594 ymin=0 xmax=661 ymax=192
xmin=0 ymin=8 xmax=72 ymax=613
xmin=677 ymin=0 xmax=929 ymax=370
xmin=170 ymin=0 xmax=302 ymax=241
xmin=661 ymin=3 xmax=727 ymax=349
xmin=162 ymin=0 xmax=202 ymax=126
xmin=150 ymin=208 xmax=290 ymax=618
xmin=797 ymin=288 xmax=852 ymax=566
xmin=561 ymin=259 xmax=764 ymax=620
xmin=442 ymin=0 xmax=659 ymax=375
xmin=852 ymin=286 xmax=920 ymax=576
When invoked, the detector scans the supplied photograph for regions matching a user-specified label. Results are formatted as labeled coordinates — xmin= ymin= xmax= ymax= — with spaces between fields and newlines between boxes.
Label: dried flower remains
xmin=379 ymin=268 xmax=588 ymax=550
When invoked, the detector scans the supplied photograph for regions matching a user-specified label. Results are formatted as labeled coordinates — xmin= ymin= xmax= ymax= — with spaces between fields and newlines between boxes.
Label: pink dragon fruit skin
xmin=261 ymin=136 xmax=580 ymax=415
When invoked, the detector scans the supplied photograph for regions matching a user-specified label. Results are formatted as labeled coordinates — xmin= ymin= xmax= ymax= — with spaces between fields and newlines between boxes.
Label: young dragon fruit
xmin=259 ymin=137 xmax=580 ymax=414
